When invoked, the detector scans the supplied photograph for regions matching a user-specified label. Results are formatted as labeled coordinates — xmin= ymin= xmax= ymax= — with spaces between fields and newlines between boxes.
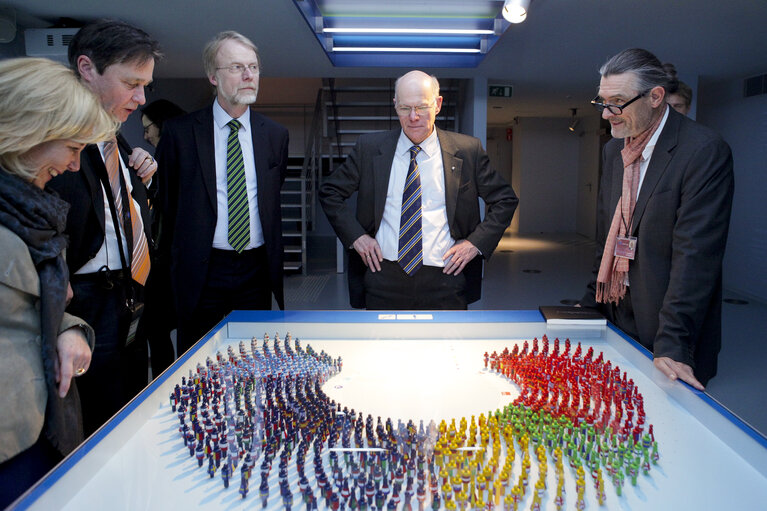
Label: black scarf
xmin=0 ymin=169 xmax=84 ymax=456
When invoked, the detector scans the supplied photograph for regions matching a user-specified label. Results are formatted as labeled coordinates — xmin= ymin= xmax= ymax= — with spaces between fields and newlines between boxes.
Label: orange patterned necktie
xmin=103 ymin=138 xmax=150 ymax=285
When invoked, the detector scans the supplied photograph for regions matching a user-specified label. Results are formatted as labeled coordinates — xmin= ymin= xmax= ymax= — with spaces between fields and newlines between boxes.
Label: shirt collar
xmin=213 ymin=97 xmax=251 ymax=133
xmin=396 ymin=128 xmax=439 ymax=159
xmin=642 ymin=104 xmax=669 ymax=161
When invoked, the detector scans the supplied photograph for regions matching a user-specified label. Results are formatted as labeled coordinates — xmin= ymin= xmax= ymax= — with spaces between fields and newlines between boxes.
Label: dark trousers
xmin=364 ymin=259 xmax=468 ymax=310
xmin=68 ymin=273 xmax=149 ymax=436
xmin=0 ymin=433 xmax=61 ymax=508
xmin=177 ymin=246 xmax=271 ymax=354
xmin=604 ymin=288 xmax=642 ymax=346
xmin=135 ymin=255 xmax=175 ymax=378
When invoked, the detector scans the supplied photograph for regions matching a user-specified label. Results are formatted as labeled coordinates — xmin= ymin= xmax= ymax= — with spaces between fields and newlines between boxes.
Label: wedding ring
xmin=75 ymin=368 xmax=86 ymax=376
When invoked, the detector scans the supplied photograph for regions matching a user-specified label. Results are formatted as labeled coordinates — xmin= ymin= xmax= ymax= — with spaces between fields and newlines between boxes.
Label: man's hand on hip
xmin=443 ymin=240 xmax=479 ymax=276
xmin=353 ymin=234 xmax=383 ymax=272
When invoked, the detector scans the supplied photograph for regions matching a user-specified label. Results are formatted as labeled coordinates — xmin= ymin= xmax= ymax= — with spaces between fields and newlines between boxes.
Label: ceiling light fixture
xmin=323 ymin=28 xmax=495 ymax=35
xmin=333 ymin=47 xmax=482 ymax=53
xmin=502 ymin=0 xmax=531 ymax=24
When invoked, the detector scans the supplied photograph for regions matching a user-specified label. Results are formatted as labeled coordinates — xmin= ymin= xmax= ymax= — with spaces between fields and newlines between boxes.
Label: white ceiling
xmin=3 ymin=0 xmax=766 ymax=121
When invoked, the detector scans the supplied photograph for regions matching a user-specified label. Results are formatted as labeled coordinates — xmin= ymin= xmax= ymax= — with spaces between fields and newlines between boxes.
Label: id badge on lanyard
xmin=615 ymin=236 xmax=637 ymax=260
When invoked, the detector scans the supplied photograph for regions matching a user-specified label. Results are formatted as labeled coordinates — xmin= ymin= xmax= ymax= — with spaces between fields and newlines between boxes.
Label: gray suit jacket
xmin=582 ymin=108 xmax=734 ymax=385
xmin=319 ymin=128 xmax=518 ymax=308
xmin=0 ymin=226 xmax=94 ymax=462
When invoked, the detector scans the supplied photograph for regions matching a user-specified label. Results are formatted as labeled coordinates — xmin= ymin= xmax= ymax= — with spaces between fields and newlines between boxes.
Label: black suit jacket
xmin=48 ymin=134 xmax=152 ymax=274
xmin=582 ymin=108 xmax=734 ymax=385
xmin=156 ymin=105 xmax=288 ymax=318
xmin=319 ymin=128 xmax=518 ymax=308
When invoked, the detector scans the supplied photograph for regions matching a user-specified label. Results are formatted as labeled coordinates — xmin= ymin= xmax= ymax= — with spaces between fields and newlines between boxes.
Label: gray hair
xmin=202 ymin=31 xmax=260 ymax=78
xmin=599 ymin=48 xmax=679 ymax=94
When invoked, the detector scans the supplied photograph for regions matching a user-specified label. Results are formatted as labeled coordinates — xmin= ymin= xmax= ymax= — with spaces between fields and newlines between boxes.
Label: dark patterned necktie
xmin=398 ymin=145 xmax=423 ymax=275
xmin=226 ymin=120 xmax=250 ymax=253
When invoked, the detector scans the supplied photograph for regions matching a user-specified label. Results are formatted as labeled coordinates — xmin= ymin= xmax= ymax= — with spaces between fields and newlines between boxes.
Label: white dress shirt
xmin=637 ymin=104 xmax=670 ymax=199
xmin=211 ymin=98 xmax=264 ymax=250
xmin=625 ymin=104 xmax=669 ymax=286
xmin=376 ymin=129 xmax=455 ymax=267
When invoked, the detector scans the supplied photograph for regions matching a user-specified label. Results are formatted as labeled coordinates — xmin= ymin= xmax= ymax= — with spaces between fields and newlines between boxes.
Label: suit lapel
xmin=631 ymin=110 xmax=679 ymax=234
xmin=82 ymin=145 xmax=107 ymax=235
xmin=437 ymin=129 xmax=463 ymax=229
xmin=250 ymin=110 xmax=269 ymax=214
xmin=193 ymin=107 xmax=218 ymax=212
xmin=372 ymin=131 xmax=399 ymax=228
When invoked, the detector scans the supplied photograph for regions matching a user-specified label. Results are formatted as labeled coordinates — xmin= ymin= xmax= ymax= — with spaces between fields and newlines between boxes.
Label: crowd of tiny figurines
xmin=168 ymin=333 xmax=660 ymax=510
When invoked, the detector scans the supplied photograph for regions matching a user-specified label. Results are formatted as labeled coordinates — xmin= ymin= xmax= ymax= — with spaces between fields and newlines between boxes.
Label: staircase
xmin=281 ymin=78 xmax=462 ymax=275
xmin=280 ymin=156 xmax=306 ymax=272
xmin=325 ymin=77 xmax=461 ymax=168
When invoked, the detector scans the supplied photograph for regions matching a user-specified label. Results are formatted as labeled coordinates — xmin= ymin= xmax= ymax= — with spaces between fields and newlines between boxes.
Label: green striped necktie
xmin=226 ymin=119 xmax=250 ymax=253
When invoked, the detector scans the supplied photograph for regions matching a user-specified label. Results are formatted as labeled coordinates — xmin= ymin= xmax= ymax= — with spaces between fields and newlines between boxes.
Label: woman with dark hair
xmin=141 ymin=99 xmax=186 ymax=147
xmin=0 ymin=57 xmax=117 ymax=506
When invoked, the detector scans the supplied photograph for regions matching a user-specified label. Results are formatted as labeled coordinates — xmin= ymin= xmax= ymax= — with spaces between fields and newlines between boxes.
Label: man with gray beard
xmin=157 ymin=31 xmax=288 ymax=353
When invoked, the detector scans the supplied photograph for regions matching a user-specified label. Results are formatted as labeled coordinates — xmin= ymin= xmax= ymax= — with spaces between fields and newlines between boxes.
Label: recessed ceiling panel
xmin=293 ymin=0 xmax=512 ymax=67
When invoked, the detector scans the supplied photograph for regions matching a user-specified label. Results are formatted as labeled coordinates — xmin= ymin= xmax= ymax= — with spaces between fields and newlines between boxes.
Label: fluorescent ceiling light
xmin=502 ymin=0 xmax=531 ymax=24
xmin=324 ymin=28 xmax=494 ymax=35
xmin=333 ymin=47 xmax=481 ymax=53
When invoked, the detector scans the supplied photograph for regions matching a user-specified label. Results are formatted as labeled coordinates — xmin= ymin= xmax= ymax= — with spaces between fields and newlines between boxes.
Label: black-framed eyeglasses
xmin=142 ymin=122 xmax=155 ymax=134
xmin=591 ymin=90 xmax=648 ymax=115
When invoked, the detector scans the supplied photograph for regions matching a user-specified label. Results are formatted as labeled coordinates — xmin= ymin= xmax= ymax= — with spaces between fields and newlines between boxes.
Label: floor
xmin=284 ymin=232 xmax=767 ymax=438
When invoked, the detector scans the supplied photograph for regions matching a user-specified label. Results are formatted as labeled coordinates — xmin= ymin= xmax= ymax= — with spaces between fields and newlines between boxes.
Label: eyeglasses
xmin=591 ymin=90 xmax=648 ymax=115
xmin=142 ymin=122 xmax=155 ymax=134
xmin=216 ymin=64 xmax=259 ymax=75
xmin=395 ymin=103 xmax=435 ymax=116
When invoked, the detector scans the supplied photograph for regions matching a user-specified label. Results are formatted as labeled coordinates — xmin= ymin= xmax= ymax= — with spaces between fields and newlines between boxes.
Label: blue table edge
xmin=12 ymin=308 xmax=767 ymax=509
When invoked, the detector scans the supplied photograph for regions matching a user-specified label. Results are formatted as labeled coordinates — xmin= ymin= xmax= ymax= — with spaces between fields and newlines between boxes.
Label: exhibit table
xmin=11 ymin=310 xmax=767 ymax=510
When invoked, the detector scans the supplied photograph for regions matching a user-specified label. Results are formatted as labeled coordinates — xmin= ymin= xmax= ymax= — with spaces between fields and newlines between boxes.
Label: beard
xmin=234 ymin=89 xmax=258 ymax=105
xmin=220 ymin=86 xmax=258 ymax=107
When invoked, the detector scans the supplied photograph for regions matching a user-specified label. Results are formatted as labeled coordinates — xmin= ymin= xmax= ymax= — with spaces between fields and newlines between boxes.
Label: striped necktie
xmin=226 ymin=119 xmax=250 ymax=253
xmin=398 ymin=145 xmax=423 ymax=275
xmin=103 ymin=138 xmax=150 ymax=285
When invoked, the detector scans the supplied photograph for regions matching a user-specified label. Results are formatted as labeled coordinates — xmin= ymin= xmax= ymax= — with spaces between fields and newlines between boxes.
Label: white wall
xmin=699 ymin=76 xmax=767 ymax=302
xmin=575 ymin=115 xmax=602 ymax=238
xmin=511 ymin=117 xmax=581 ymax=233
xmin=486 ymin=127 xmax=513 ymax=191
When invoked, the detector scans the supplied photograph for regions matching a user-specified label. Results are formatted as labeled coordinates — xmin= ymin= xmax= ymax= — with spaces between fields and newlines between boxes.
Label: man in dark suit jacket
xmin=320 ymin=70 xmax=517 ymax=310
xmin=157 ymin=31 xmax=288 ymax=354
xmin=47 ymin=20 xmax=162 ymax=435
xmin=580 ymin=49 xmax=734 ymax=389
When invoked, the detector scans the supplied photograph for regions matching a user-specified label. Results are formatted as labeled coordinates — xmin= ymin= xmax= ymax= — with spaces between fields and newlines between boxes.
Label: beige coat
xmin=0 ymin=225 xmax=94 ymax=463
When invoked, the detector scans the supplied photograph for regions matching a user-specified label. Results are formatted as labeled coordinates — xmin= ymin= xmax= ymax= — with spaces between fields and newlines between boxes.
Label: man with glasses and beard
xmin=157 ymin=31 xmax=288 ymax=354
xmin=580 ymin=48 xmax=734 ymax=390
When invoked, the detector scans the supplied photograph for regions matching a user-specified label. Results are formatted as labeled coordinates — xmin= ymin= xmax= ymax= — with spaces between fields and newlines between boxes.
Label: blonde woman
xmin=0 ymin=57 xmax=117 ymax=506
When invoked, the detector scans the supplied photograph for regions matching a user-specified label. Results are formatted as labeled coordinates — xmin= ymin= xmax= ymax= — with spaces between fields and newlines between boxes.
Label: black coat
xmin=156 ymin=105 xmax=288 ymax=318
xmin=582 ymin=108 xmax=734 ymax=385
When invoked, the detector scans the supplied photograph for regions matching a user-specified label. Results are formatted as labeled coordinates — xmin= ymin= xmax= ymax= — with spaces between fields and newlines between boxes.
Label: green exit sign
xmin=489 ymin=85 xmax=513 ymax=98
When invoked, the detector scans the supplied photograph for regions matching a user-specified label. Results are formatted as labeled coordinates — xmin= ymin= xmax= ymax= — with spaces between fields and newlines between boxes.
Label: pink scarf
xmin=596 ymin=112 xmax=664 ymax=304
